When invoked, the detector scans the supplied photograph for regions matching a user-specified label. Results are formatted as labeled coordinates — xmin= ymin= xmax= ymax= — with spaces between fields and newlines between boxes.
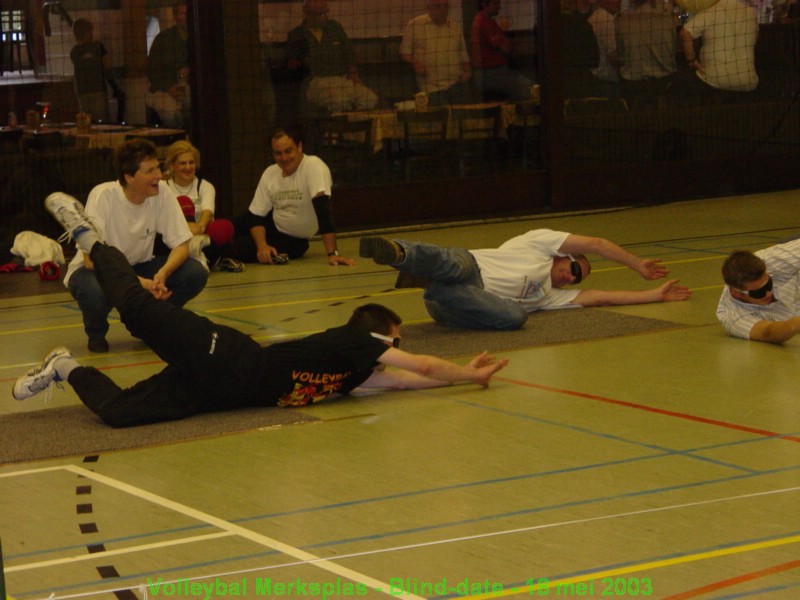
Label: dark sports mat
xmin=0 ymin=404 xmax=318 ymax=464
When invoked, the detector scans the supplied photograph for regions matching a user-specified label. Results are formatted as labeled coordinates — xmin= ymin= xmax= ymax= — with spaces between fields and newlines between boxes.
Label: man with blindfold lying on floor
xmin=360 ymin=229 xmax=691 ymax=331
xmin=11 ymin=194 xmax=508 ymax=427
xmin=717 ymin=241 xmax=800 ymax=344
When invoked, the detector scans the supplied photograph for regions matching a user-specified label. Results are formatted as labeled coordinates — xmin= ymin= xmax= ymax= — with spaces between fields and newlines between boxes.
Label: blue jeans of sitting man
xmin=394 ymin=239 xmax=528 ymax=331
xmin=68 ymin=255 xmax=208 ymax=343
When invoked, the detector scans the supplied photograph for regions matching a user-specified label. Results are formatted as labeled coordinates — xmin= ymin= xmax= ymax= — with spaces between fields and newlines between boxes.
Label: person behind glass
xmin=359 ymin=229 xmax=691 ymax=331
xmin=617 ymin=0 xmax=677 ymax=108
xmin=164 ymin=141 xmax=239 ymax=271
xmin=70 ymin=18 xmax=119 ymax=122
xmin=62 ymin=139 xmax=208 ymax=353
xmin=587 ymin=0 xmax=621 ymax=97
xmin=286 ymin=0 xmax=378 ymax=114
xmin=470 ymin=0 xmax=533 ymax=101
xmin=232 ymin=126 xmax=356 ymax=267
xmin=561 ymin=0 xmax=600 ymax=98
xmin=678 ymin=0 xmax=758 ymax=102
xmin=15 ymin=194 xmax=509 ymax=426
xmin=146 ymin=2 xmax=190 ymax=127
xmin=716 ymin=240 xmax=800 ymax=344
xmin=400 ymin=0 xmax=474 ymax=106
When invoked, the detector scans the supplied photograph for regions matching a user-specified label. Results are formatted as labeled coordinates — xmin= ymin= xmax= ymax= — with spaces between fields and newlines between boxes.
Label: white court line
xmin=7 ymin=469 xmax=798 ymax=599
xmin=55 ymin=465 xmax=426 ymax=600
xmin=5 ymin=532 xmax=235 ymax=574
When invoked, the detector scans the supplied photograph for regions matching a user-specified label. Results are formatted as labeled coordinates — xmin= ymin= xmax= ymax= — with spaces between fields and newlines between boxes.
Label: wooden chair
xmin=449 ymin=105 xmax=506 ymax=177
xmin=315 ymin=117 xmax=375 ymax=185
xmin=394 ymin=108 xmax=449 ymax=181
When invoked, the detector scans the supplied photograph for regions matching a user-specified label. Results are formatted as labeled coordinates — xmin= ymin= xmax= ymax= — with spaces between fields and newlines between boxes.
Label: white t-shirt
xmin=247 ymin=154 xmax=332 ymax=239
xmin=400 ymin=13 xmax=470 ymax=94
xmin=166 ymin=177 xmax=216 ymax=219
xmin=470 ymin=229 xmax=581 ymax=312
xmin=64 ymin=180 xmax=192 ymax=285
xmin=683 ymin=0 xmax=758 ymax=92
xmin=716 ymin=239 xmax=800 ymax=339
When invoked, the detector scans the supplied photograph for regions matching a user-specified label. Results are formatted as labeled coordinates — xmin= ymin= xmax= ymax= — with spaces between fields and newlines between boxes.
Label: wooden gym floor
xmin=0 ymin=191 xmax=798 ymax=599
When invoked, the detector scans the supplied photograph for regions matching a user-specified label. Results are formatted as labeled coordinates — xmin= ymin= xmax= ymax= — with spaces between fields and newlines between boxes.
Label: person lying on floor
xmin=359 ymin=229 xmax=692 ymax=331
xmin=11 ymin=193 xmax=508 ymax=428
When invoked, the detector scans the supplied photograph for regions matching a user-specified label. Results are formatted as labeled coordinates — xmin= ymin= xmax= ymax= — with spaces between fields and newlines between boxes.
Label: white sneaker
xmin=12 ymin=347 xmax=72 ymax=401
xmin=44 ymin=192 xmax=97 ymax=251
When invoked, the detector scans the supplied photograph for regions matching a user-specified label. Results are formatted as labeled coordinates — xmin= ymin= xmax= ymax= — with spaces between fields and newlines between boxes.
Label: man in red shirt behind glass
xmin=470 ymin=0 xmax=533 ymax=101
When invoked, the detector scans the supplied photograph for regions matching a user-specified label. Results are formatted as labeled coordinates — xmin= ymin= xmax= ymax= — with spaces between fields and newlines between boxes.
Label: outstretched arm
xmin=748 ymin=317 xmax=800 ymax=344
xmin=360 ymin=349 xmax=508 ymax=390
xmin=574 ymin=279 xmax=691 ymax=307
xmin=558 ymin=234 xmax=668 ymax=280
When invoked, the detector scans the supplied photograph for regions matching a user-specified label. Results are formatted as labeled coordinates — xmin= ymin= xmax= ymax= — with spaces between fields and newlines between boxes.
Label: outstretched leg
xmin=424 ymin=282 xmax=528 ymax=330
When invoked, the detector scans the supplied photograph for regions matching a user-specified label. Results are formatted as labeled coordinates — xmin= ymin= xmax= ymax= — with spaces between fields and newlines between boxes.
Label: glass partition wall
xmin=1 ymin=0 xmax=798 ymax=235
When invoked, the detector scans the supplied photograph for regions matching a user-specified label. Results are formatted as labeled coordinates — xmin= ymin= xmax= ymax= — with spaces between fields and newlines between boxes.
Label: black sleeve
xmin=312 ymin=195 xmax=336 ymax=234
xmin=244 ymin=210 xmax=268 ymax=231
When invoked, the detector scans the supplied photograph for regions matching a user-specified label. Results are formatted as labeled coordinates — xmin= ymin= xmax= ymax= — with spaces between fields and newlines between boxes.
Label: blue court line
xmin=298 ymin=467 xmax=800 ymax=552
xmin=451 ymin=398 xmax=761 ymax=474
xmin=12 ymin=485 xmax=800 ymax=600
xmin=6 ymin=429 xmax=797 ymax=564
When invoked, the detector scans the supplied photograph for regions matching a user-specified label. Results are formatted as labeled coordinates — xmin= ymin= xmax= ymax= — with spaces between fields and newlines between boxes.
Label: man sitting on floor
xmin=360 ymin=229 xmax=692 ymax=331
xmin=11 ymin=193 xmax=508 ymax=427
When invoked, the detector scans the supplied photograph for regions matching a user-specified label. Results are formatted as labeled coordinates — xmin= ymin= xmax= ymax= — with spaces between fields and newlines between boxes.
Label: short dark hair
xmin=722 ymin=250 xmax=766 ymax=288
xmin=347 ymin=304 xmax=402 ymax=335
xmin=72 ymin=18 xmax=93 ymax=42
xmin=115 ymin=139 xmax=158 ymax=186
xmin=271 ymin=124 xmax=304 ymax=147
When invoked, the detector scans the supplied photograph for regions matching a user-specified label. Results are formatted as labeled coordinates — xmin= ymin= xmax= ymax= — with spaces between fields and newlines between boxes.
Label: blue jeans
xmin=68 ymin=255 xmax=208 ymax=341
xmin=394 ymin=239 xmax=528 ymax=330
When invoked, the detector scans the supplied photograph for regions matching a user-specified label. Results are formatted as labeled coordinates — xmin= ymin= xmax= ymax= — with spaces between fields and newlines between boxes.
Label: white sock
xmin=53 ymin=356 xmax=80 ymax=381
xmin=74 ymin=230 xmax=100 ymax=255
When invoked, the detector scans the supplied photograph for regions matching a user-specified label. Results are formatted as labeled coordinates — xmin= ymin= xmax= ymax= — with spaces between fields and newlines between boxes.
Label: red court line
xmin=661 ymin=559 xmax=800 ymax=599
xmin=496 ymin=377 xmax=800 ymax=443
xmin=0 ymin=359 xmax=164 ymax=383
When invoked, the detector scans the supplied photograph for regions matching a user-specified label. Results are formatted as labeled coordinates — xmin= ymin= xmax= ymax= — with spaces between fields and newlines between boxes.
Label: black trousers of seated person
xmin=68 ymin=243 xmax=265 ymax=427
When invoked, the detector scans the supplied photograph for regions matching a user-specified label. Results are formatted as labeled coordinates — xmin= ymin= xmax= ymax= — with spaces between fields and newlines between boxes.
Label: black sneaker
xmin=359 ymin=237 xmax=404 ymax=265
xmin=217 ymin=257 xmax=245 ymax=272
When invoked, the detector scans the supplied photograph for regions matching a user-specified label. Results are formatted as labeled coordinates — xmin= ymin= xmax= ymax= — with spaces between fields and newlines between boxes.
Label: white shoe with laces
xmin=44 ymin=192 xmax=97 ymax=252
xmin=12 ymin=347 xmax=72 ymax=401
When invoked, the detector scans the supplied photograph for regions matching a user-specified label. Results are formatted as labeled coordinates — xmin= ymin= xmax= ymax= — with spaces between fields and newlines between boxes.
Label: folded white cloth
xmin=11 ymin=231 xmax=66 ymax=267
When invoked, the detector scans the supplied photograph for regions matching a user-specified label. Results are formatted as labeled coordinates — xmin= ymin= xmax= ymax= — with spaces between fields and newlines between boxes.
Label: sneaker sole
xmin=359 ymin=238 xmax=401 ymax=265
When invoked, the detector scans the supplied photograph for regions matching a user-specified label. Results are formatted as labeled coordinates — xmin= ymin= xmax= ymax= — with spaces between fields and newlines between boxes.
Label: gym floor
xmin=1 ymin=191 xmax=799 ymax=600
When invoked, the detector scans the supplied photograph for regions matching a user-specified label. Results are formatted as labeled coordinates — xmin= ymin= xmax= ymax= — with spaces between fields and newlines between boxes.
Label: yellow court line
xmin=593 ymin=255 xmax=725 ymax=274
xmin=465 ymin=533 xmax=800 ymax=599
xmin=206 ymin=288 xmax=418 ymax=314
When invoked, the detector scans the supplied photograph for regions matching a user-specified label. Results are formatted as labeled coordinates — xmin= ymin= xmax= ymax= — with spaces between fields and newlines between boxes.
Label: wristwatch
xmin=327 ymin=250 xmax=339 ymax=256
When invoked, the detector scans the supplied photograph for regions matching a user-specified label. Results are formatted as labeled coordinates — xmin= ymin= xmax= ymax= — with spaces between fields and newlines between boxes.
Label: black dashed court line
xmin=79 ymin=522 xmax=99 ymax=534
xmin=96 ymin=566 xmax=138 ymax=599
xmin=76 ymin=457 xmax=140 ymax=599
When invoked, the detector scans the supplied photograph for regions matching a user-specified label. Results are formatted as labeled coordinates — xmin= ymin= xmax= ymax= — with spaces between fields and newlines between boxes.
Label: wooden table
xmin=334 ymin=102 xmax=530 ymax=152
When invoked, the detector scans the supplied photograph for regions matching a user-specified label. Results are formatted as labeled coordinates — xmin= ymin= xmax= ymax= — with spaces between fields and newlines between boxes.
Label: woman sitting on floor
xmin=164 ymin=140 xmax=243 ymax=272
